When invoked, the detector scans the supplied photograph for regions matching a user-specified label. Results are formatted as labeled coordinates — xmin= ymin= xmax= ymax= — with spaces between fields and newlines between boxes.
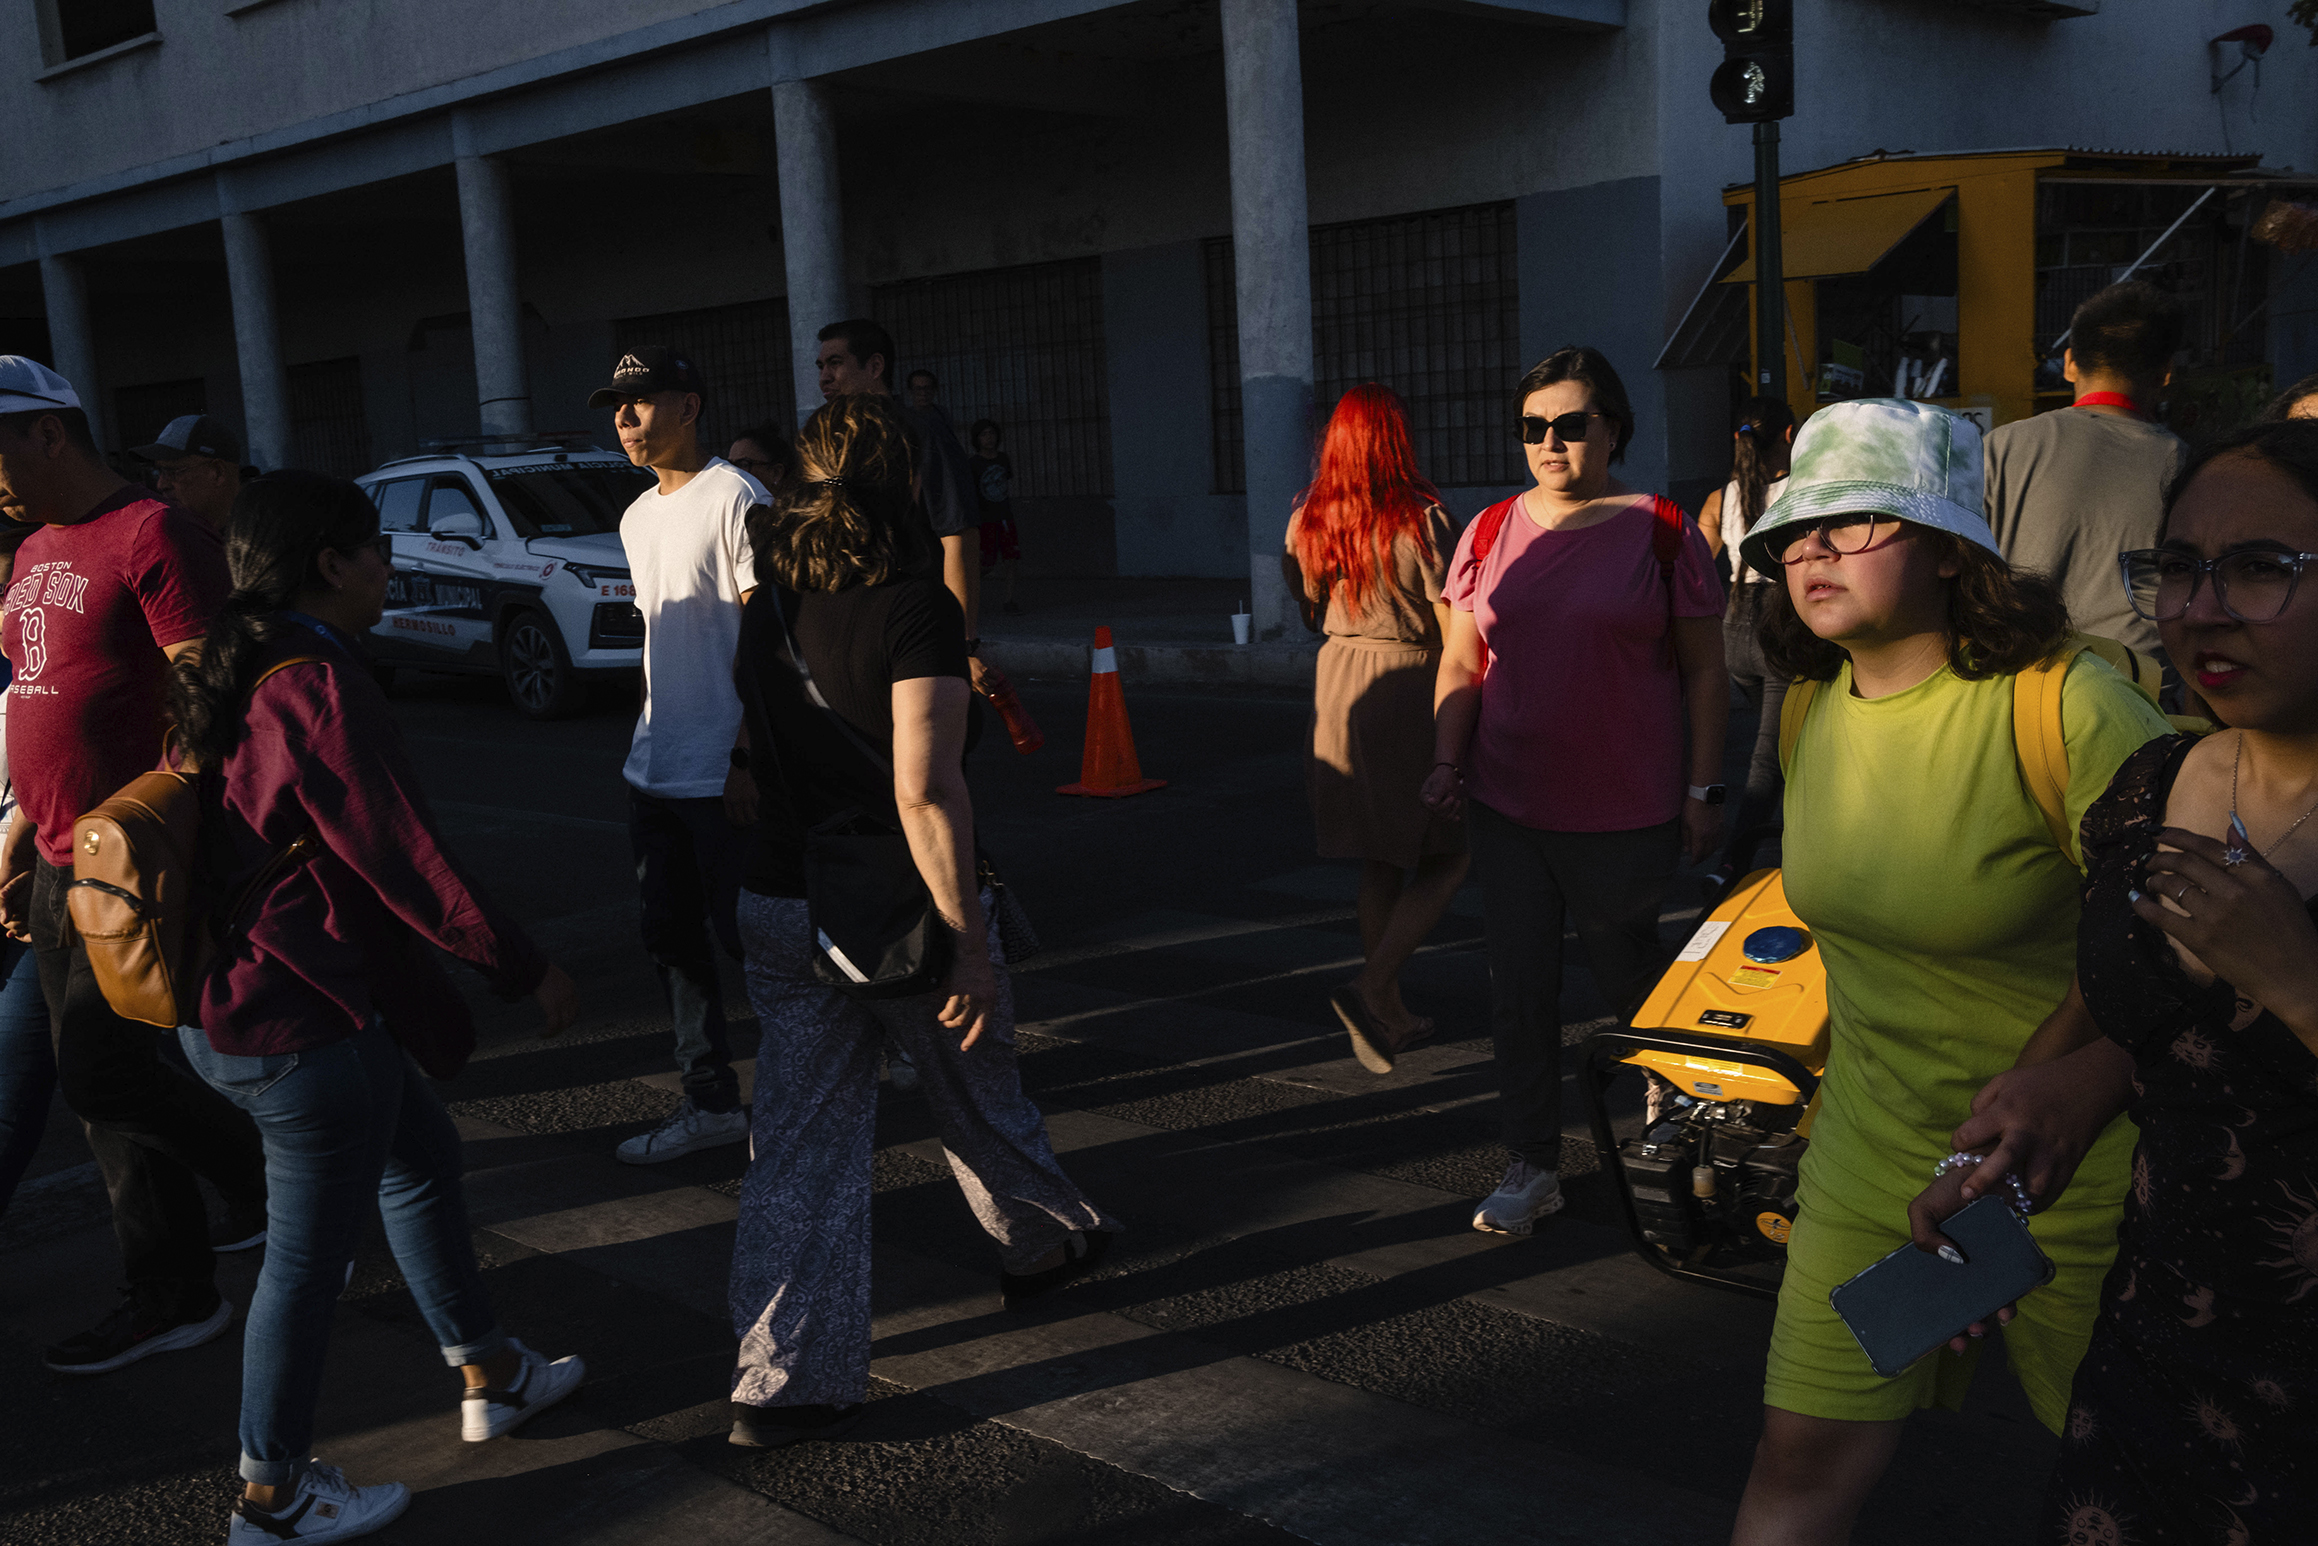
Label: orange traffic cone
xmin=1056 ymin=626 xmax=1166 ymax=798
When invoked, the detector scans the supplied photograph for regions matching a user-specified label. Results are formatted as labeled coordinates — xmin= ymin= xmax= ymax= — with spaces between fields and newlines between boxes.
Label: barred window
xmin=613 ymin=298 xmax=794 ymax=453
xmin=2034 ymin=183 xmax=2266 ymax=377
xmin=871 ymin=256 xmax=1111 ymax=498
xmin=290 ymin=357 xmax=371 ymax=478
xmin=1206 ymin=202 xmax=1522 ymax=493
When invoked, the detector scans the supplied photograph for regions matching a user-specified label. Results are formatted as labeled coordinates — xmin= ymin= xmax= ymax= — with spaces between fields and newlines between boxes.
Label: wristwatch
xmin=1687 ymin=784 xmax=1726 ymax=805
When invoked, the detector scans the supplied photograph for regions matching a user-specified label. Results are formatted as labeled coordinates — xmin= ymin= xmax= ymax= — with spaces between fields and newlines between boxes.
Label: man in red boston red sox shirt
xmin=0 ymin=358 xmax=268 ymax=1375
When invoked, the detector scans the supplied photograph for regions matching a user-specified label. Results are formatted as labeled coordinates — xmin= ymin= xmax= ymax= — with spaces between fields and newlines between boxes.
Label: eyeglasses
xmin=1771 ymin=514 xmax=1896 ymax=564
xmin=2120 ymin=547 xmax=2318 ymax=624
xmin=345 ymin=533 xmax=394 ymax=562
xmin=1518 ymin=411 xmax=1605 ymax=445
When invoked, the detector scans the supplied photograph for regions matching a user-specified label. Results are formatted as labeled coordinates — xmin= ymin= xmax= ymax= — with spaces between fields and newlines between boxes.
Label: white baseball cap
xmin=0 ymin=356 xmax=81 ymax=416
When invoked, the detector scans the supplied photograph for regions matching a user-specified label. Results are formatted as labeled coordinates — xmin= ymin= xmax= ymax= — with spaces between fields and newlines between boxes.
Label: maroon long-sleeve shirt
xmin=192 ymin=643 xmax=547 ymax=1071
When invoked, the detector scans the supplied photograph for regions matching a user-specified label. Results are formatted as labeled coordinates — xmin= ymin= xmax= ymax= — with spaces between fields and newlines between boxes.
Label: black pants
xmin=627 ymin=787 xmax=744 ymax=1114
xmin=1468 ymin=803 xmax=1676 ymax=1169
xmin=32 ymin=857 xmax=266 ymax=1317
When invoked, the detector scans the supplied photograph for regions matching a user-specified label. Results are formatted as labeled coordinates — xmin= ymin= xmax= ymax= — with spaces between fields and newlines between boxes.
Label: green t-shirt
xmin=1783 ymin=653 xmax=2172 ymax=1195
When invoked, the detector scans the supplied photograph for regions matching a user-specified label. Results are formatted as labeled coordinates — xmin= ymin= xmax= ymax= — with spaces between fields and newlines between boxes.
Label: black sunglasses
xmin=1519 ymin=411 xmax=1605 ymax=445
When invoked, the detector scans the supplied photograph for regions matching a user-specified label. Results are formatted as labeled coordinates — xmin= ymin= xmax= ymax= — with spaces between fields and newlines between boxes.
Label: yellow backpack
xmin=1776 ymin=633 xmax=2208 ymax=868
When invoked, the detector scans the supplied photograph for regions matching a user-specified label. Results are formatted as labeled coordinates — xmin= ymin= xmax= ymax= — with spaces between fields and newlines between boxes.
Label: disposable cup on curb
xmin=1231 ymin=612 xmax=1252 ymax=645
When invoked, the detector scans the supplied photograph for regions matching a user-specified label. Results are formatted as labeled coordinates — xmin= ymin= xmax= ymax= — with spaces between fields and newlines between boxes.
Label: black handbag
xmin=764 ymin=590 xmax=953 ymax=999
xmin=803 ymin=808 xmax=952 ymax=998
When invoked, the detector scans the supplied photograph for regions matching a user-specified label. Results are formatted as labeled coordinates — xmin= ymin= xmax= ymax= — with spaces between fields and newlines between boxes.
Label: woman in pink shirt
xmin=1422 ymin=346 xmax=1728 ymax=1236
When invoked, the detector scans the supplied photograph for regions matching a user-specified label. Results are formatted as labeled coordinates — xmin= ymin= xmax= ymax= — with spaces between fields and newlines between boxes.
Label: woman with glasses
xmin=1903 ymin=419 xmax=2318 ymax=1544
xmin=1725 ymin=401 xmax=2171 ymax=1546
xmin=1283 ymin=383 xmax=1467 ymax=1071
xmin=1422 ymin=346 xmax=1727 ymax=1235
xmin=168 ymin=473 xmax=586 ymax=1543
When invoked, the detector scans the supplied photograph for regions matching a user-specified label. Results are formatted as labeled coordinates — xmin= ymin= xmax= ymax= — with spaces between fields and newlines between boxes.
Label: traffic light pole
xmin=1754 ymin=119 xmax=1784 ymax=404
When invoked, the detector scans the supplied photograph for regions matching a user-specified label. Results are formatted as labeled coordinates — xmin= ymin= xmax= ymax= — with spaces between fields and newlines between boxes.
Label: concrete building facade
xmin=4 ymin=0 xmax=2314 ymax=637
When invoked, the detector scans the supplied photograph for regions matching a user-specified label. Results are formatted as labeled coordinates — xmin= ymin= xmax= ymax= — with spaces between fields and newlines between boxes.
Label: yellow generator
xmin=1582 ymin=868 xmax=1828 ymax=1299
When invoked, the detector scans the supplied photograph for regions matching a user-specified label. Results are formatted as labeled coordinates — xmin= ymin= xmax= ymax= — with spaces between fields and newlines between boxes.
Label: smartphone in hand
xmin=1829 ymin=1196 xmax=2056 ymax=1378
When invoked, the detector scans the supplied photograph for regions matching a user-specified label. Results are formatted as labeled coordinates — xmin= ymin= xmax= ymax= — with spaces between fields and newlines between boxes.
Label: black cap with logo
xmin=587 ymin=346 xmax=708 ymax=409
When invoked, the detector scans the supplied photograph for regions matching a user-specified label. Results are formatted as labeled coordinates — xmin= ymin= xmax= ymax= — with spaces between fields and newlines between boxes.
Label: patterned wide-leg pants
xmin=729 ymin=889 xmax=1120 ymax=1408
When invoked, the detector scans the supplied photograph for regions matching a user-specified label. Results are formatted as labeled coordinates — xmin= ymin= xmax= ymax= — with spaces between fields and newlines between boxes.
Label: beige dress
xmin=1288 ymin=502 xmax=1467 ymax=868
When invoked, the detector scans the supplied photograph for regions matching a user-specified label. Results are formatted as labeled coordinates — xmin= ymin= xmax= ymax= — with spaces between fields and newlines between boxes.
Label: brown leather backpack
xmin=66 ymin=656 xmax=322 ymax=1029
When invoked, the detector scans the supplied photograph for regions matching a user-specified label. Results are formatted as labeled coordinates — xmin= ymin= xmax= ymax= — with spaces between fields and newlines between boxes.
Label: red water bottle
xmin=985 ymin=677 xmax=1044 ymax=754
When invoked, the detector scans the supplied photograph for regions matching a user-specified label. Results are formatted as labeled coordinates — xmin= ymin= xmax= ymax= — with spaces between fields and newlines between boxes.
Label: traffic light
xmin=1708 ymin=0 xmax=1794 ymax=123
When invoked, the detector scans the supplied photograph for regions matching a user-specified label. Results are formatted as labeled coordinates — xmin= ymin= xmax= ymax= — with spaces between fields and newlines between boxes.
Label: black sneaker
xmin=728 ymin=1401 xmax=865 ymax=1449
xmin=212 ymin=1201 xmax=269 ymax=1254
xmin=44 ymin=1291 xmax=234 ymax=1375
xmin=1000 ymin=1229 xmax=1113 ymax=1311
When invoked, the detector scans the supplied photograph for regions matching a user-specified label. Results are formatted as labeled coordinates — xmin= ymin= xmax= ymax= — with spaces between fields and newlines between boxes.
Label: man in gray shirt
xmin=1984 ymin=280 xmax=2186 ymax=661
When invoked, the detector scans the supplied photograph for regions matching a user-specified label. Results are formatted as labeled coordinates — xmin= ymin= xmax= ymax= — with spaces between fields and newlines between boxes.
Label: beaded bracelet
xmin=1932 ymin=1151 xmax=2035 ymax=1221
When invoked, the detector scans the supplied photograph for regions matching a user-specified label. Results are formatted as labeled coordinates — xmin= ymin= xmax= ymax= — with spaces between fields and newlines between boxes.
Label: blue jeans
xmin=628 ymin=786 xmax=744 ymax=1113
xmin=178 ymin=1021 xmax=505 ymax=1487
xmin=0 ymin=938 xmax=57 ymax=1216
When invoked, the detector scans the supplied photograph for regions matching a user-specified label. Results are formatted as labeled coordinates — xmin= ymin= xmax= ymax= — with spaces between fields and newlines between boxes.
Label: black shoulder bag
xmin=761 ymin=588 xmax=954 ymax=999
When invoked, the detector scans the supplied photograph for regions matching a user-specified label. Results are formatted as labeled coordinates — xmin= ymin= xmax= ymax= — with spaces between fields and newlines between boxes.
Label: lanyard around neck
xmin=2073 ymin=391 xmax=2142 ymax=417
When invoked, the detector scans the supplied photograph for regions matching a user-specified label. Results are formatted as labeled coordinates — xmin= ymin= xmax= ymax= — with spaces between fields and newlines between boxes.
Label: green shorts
xmin=1762 ymin=1117 xmax=2137 ymax=1435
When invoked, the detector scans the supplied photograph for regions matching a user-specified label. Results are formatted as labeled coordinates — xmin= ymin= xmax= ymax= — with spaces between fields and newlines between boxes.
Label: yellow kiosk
xmin=1657 ymin=147 xmax=2318 ymax=438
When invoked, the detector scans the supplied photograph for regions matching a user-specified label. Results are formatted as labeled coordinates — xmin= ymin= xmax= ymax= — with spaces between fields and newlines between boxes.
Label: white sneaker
xmin=615 ymin=1101 xmax=748 ymax=1164
xmin=887 ymin=1046 xmax=920 ymax=1092
xmin=1472 ymin=1159 xmax=1564 ymax=1236
xmin=227 ymin=1463 xmax=409 ymax=1542
xmin=463 ymin=1337 xmax=586 ymax=1442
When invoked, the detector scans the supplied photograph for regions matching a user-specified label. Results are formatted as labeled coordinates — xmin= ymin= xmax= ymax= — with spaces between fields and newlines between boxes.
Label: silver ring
xmin=2175 ymin=880 xmax=2195 ymax=903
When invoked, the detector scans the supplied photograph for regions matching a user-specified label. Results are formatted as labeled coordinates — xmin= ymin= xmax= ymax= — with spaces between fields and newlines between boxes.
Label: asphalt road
xmin=0 ymin=670 xmax=2057 ymax=1545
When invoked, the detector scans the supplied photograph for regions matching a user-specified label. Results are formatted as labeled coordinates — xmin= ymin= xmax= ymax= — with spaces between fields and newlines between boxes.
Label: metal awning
xmin=1655 ymin=226 xmax=1749 ymax=371
xmin=1722 ymin=187 xmax=1953 ymax=283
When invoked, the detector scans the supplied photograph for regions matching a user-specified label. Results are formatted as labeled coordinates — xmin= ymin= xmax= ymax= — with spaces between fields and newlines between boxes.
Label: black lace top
xmin=2049 ymin=733 xmax=2318 ymax=1541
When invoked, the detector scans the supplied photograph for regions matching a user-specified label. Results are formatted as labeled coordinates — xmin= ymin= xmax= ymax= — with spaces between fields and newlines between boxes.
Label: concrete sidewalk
xmin=978 ymin=578 xmax=1320 ymax=687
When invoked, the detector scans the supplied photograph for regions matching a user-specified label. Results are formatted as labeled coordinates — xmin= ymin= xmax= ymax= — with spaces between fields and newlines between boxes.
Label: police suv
xmin=353 ymin=445 xmax=654 ymax=719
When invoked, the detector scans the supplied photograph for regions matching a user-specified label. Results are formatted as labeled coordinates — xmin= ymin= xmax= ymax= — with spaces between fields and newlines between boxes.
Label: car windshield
xmin=483 ymin=462 xmax=655 ymax=539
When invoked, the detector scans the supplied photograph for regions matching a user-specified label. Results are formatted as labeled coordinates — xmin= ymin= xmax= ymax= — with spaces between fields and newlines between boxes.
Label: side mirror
xmin=429 ymin=508 xmax=485 ymax=546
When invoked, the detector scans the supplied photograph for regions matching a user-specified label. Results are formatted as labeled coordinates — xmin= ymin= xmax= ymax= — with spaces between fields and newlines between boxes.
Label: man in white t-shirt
xmin=588 ymin=346 xmax=767 ymax=1163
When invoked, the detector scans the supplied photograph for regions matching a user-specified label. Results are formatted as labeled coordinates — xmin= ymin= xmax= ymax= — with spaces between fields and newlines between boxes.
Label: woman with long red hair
xmin=1283 ymin=383 xmax=1468 ymax=1074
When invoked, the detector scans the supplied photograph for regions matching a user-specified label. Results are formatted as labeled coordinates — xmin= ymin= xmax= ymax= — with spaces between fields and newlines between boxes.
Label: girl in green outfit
xmin=1724 ymin=400 xmax=2171 ymax=1546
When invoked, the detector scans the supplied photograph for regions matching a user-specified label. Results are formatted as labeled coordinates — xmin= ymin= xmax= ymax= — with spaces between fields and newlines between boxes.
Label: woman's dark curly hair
xmin=751 ymin=395 xmax=922 ymax=591
xmin=168 ymin=471 xmax=379 ymax=768
xmin=1757 ymin=522 xmax=2072 ymax=682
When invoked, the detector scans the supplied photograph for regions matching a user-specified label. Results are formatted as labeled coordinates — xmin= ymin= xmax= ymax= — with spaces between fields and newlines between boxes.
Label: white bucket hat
xmin=1737 ymin=398 xmax=1997 ymax=578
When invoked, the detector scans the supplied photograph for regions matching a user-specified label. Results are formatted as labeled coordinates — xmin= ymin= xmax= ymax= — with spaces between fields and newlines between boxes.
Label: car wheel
xmin=498 ymin=609 xmax=585 ymax=720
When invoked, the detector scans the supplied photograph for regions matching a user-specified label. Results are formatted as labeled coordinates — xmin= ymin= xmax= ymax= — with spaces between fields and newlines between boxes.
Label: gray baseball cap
xmin=0 ymin=356 xmax=80 ymax=416
xmin=133 ymin=413 xmax=243 ymax=465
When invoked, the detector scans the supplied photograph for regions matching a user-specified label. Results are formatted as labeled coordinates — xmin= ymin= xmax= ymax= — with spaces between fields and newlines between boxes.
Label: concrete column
xmin=1220 ymin=0 xmax=1313 ymax=642
xmin=452 ymin=124 xmax=532 ymax=441
xmin=770 ymin=72 xmax=847 ymax=429
xmin=218 ymin=207 xmax=293 ymax=470
xmin=36 ymin=251 xmax=105 ymax=449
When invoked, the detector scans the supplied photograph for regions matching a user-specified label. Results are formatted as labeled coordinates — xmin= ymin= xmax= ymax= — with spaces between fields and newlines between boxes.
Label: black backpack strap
xmin=762 ymin=586 xmax=897 ymax=786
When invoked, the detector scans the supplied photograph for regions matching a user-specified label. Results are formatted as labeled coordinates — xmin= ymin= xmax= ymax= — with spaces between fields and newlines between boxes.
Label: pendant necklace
xmin=2222 ymin=731 xmax=2318 ymax=866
